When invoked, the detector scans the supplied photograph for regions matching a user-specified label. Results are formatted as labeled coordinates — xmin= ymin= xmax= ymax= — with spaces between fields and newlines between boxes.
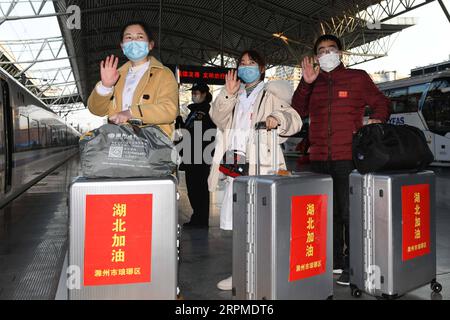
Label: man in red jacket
xmin=292 ymin=34 xmax=390 ymax=286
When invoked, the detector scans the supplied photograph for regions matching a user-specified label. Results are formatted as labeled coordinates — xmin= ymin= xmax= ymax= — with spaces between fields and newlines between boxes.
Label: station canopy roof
xmin=55 ymin=0 xmax=414 ymax=103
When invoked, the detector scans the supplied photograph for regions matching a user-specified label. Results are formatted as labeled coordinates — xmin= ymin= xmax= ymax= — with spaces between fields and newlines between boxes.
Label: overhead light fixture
xmin=273 ymin=33 xmax=289 ymax=43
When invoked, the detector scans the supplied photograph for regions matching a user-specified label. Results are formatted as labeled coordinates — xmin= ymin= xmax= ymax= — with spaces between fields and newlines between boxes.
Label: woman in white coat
xmin=209 ymin=50 xmax=302 ymax=290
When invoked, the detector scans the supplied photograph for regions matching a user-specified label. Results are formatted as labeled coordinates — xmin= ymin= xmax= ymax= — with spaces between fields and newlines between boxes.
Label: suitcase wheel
xmin=431 ymin=281 xmax=442 ymax=294
xmin=351 ymin=289 xmax=362 ymax=298
xmin=350 ymin=285 xmax=362 ymax=298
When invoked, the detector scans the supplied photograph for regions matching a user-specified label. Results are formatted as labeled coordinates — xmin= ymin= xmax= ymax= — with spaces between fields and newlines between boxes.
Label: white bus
xmin=376 ymin=70 xmax=450 ymax=164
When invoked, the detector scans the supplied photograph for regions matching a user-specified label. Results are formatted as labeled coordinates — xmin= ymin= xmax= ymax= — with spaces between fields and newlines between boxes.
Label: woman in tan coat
xmin=87 ymin=21 xmax=178 ymax=138
xmin=210 ymin=50 xmax=302 ymax=290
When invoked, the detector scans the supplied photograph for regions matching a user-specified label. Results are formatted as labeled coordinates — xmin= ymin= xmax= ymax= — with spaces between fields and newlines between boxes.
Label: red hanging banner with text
xmin=289 ymin=194 xmax=327 ymax=282
xmin=402 ymin=184 xmax=431 ymax=261
xmin=84 ymin=194 xmax=153 ymax=286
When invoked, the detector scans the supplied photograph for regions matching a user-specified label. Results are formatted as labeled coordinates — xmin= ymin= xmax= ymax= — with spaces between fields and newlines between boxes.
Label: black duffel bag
xmin=352 ymin=123 xmax=434 ymax=174
xmin=80 ymin=123 xmax=177 ymax=178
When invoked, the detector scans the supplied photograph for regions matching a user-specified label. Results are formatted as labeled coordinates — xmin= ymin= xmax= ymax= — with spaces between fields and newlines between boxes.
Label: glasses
xmin=317 ymin=46 xmax=339 ymax=57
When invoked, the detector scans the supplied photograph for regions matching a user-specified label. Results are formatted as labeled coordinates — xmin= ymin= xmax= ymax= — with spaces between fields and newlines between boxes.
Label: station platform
xmin=0 ymin=156 xmax=449 ymax=300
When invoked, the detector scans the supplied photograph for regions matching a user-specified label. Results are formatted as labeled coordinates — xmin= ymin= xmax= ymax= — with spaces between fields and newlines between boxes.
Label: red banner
xmin=402 ymin=184 xmax=431 ymax=261
xmin=84 ymin=194 xmax=153 ymax=286
xmin=289 ymin=195 xmax=327 ymax=282
xmin=177 ymin=65 xmax=228 ymax=85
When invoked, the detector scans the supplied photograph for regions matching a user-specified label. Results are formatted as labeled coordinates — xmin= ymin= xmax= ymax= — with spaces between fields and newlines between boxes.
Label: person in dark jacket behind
xmin=291 ymin=34 xmax=391 ymax=286
xmin=177 ymin=82 xmax=216 ymax=228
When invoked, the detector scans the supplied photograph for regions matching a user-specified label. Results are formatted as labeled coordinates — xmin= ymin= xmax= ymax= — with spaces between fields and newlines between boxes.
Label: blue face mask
xmin=122 ymin=41 xmax=149 ymax=62
xmin=238 ymin=66 xmax=261 ymax=83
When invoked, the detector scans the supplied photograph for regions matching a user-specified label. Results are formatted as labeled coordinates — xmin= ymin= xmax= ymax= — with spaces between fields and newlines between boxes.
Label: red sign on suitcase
xmin=289 ymin=195 xmax=327 ymax=282
xmin=402 ymin=184 xmax=431 ymax=261
xmin=84 ymin=194 xmax=153 ymax=286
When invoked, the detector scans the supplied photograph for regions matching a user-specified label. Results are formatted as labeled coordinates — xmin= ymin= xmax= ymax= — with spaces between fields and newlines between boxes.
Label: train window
xmin=47 ymin=127 xmax=52 ymax=146
xmin=15 ymin=114 xmax=30 ymax=151
xmin=407 ymin=84 xmax=428 ymax=113
xmin=29 ymin=118 xmax=41 ymax=149
xmin=55 ymin=129 xmax=61 ymax=146
xmin=422 ymin=78 xmax=450 ymax=135
xmin=388 ymin=88 xmax=408 ymax=114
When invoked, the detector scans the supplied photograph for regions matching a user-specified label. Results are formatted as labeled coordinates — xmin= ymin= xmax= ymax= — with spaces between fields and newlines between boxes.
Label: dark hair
xmin=313 ymin=34 xmax=343 ymax=54
xmin=121 ymin=21 xmax=154 ymax=42
xmin=237 ymin=50 xmax=266 ymax=81
xmin=205 ymin=92 xmax=213 ymax=104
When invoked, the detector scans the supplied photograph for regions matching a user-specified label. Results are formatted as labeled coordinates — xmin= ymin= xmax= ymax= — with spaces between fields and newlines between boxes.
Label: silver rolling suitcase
xmin=68 ymin=176 xmax=178 ymax=300
xmin=232 ymin=123 xmax=333 ymax=300
xmin=349 ymin=170 xmax=443 ymax=299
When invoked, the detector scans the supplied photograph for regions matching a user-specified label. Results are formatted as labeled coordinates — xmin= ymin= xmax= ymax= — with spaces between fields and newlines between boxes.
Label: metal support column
xmin=159 ymin=0 xmax=163 ymax=60
xmin=438 ymin=0 xmax=450 ymax=23
xmin=221 ymin=0 xmax=224 ymax=67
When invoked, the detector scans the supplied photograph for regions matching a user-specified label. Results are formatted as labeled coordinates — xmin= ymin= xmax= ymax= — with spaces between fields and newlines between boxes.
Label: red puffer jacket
xmin=292 ymin=63 xmax=391 ymax=161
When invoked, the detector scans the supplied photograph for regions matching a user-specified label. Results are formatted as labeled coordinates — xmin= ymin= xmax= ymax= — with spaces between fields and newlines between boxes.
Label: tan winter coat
xmin=208 ymin=80 xmax=302 ymax=191
xmin=87 ymin=56 xmax=179 ymax=138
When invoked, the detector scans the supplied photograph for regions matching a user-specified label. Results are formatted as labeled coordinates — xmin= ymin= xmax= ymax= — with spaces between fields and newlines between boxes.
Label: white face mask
xmin=318 ymin=52 xmax=341 ymax=72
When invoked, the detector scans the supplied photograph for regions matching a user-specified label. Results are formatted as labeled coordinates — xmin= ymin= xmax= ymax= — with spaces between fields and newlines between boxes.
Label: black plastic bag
xmin=80 ymin=123 xmax=177 ymax=178
xmin=352 ymin=123 xmax=434 ymax=174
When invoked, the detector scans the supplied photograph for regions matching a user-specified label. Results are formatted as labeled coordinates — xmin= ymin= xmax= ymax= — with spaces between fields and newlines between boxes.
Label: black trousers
xmin=185 ymin=164 xmax=211 ymax=226
xmin=310 ymin=160 xmax=355 ymax=270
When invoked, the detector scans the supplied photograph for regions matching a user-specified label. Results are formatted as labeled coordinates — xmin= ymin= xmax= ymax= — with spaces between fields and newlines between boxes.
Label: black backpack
xmin=352 ymin=123 xmax=434 ymax=174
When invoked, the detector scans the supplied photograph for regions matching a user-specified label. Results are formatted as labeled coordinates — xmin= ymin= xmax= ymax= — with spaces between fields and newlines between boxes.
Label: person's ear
xmin=260 ymin=66 xmax=266 ymax=74
xmin=148 ymin=40 xmax=155 ymax=51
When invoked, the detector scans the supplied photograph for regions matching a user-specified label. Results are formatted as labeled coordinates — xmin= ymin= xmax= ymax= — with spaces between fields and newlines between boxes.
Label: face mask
xmin=238 ymin=66 xmax=261 ymax=83
xmin=318 ymin=52 xmax=341 ymax=72
xmin=192 ymin=95 xmax=205 ymax=104
xmin=122 ymin=41 xmax=149 ymax=62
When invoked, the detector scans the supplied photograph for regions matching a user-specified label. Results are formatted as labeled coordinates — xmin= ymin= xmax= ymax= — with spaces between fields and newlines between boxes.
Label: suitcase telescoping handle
xmin=254 ymin=121 xmax=279 ymax=175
